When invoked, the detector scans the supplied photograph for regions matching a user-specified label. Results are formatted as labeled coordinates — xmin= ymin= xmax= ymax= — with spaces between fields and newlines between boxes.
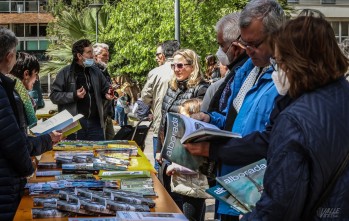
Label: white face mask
xmin=272 ymin=69 xmax=290 ymax=96
xmin=216 ymin=46 xmax=230 ymax=66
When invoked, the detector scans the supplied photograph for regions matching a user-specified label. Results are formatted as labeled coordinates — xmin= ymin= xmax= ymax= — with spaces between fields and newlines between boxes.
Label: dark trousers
xmin=67 ymin=118 xmax=104 ymax=141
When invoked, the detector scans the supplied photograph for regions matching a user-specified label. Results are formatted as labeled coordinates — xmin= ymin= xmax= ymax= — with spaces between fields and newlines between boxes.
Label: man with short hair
xmin=155 ymin=44 xmax=166 ymax=66
xmin=93 ymin=43 xmax=115 ymax=140
xmin=50 ymin=39 xmax=113 ymax=141
xmin=141 ymin=40 xmax=180 ymax=171
xmin=188 ymin=1 xmax=285 ymax=220
xmin=201 ymin=12 xmax=248 ymax=114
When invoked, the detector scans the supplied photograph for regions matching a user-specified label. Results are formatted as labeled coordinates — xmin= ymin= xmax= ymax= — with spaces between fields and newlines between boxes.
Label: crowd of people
xmin=1 ymin=0 xmax=349 ymax=220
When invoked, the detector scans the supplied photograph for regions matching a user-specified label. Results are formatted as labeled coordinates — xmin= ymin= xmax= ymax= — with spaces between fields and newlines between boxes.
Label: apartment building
xmin=0 ymin=0 xmax=54 ymax=60
xmin=288 ymin=0 xmax=349 ymax=43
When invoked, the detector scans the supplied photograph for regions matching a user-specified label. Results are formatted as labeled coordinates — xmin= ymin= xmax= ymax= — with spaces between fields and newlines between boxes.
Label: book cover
xmin=205 ymin=184 xmax=249 ymax=214
xmin=116 ymin=211 xmax=188 ymax=221
xmin=216 ymin=159 xmax=267 ymax=213
xmin=161 ymin=112 xmax=207 ymax=171
xmin=30 ymin=110 xmax=83 ymax=136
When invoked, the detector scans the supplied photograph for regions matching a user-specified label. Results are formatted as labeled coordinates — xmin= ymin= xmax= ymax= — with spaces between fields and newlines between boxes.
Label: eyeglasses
xmin=236 ymin=35 xmax=265 ymax=51
xmin=269 ymin=57 xmax=279 ymax=72
xmin=171 ymin=63 xmax=191 ymax=70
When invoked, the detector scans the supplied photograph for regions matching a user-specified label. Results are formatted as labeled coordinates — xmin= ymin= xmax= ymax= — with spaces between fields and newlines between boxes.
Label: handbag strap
xmin=307 ymin=151 xmax=349 ymax=219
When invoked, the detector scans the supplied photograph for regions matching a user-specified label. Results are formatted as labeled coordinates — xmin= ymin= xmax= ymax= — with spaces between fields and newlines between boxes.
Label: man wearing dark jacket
xmin=50 ymin=39 xmax=113 ymax=141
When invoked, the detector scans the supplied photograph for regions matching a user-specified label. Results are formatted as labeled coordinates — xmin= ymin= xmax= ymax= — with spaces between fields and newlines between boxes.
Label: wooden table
xmin=14 ymin=151 xmax=181 ymax=220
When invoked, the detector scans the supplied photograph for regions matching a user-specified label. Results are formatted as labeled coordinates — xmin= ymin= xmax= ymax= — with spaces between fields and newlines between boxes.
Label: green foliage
xmin=102 ymin=0 xmax=249 ymax=85
xmin=42 ymin=0 xmax=290 ymax=84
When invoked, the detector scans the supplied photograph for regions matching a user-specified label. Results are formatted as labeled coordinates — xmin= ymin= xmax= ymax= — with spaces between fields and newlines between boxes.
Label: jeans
xmin=153 ymin=136 xmax=160 ymax=172
xmin=67 ymin=118 xmax=104 ymax=141
xmin=116 ymin=106 xmax=126 ymax=126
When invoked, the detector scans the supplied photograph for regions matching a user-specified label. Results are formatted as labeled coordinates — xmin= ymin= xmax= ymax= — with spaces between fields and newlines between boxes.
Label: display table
xmin=14 ymin=151 xmax=181 ymax=220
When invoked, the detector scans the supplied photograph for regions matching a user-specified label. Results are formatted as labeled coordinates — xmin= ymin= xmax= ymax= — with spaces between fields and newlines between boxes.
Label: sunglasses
xmin=171 ymin=63 xmax=192 ymax=70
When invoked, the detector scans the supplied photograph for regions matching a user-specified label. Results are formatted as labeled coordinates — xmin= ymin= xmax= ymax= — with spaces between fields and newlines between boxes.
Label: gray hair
xmin=215 ymin=12 xmax=241 ymax=43
xmin=240 ymin=0 xmax=285 ymax=34
xmin=0 ymin=27 xmax=17 ymax=62
xmin=93 ymin=43 xmax=109 ymax=56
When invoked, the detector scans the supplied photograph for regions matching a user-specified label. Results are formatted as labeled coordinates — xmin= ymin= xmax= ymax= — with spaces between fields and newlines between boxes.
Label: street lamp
xmin=174 ymin=0 xmax=180 ymax=43
xmin=88 ymin=3 xmax=104 ymax=43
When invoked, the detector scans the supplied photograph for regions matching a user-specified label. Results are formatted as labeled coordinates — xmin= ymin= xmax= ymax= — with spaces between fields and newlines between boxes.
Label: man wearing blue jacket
xmin=188 ymin=0 xmax=285 ymax=220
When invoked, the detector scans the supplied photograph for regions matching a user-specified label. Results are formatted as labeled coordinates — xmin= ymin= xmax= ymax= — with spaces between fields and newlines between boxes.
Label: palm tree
xmin=41 ymin=7 xmax=108 ymax=77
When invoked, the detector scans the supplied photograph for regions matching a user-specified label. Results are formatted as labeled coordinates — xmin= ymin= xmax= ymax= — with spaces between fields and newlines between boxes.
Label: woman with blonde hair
xmin=158 ymin=49 xmax=209 ymax=221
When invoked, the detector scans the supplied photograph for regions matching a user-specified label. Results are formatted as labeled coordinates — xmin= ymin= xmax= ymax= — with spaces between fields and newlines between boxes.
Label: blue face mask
xmin=83 ymin=58 xmax=94 ymax=67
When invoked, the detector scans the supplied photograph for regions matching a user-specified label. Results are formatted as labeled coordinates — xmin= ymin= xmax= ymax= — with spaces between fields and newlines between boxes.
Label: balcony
xmin=287 ymin=0 xmax=349 ymax=5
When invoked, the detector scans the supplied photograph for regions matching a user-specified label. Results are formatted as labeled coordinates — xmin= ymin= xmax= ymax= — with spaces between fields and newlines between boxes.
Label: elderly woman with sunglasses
xmin=157 ymin=48 xmax=209 ymax=221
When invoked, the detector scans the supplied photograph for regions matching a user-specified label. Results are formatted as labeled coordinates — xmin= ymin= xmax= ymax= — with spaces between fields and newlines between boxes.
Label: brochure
xmin=216 ymin=159 xmax=267 ymax=213
xmin=30 ymin=110 xmax=83 ymax=136
xmin=161 ymin=113 xmax=239 ymax=171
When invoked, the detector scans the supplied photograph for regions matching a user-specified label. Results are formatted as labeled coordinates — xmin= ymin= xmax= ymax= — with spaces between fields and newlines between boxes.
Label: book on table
xmin=214 ymin=159 xmax=267 ymax=214
xmin=161 ymin=112 xmax=240 ymax=171
xmin=30 ymin=109 xmax=83 ymax=137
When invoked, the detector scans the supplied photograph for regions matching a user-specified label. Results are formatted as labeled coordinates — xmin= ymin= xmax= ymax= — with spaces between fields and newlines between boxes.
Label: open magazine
xmin=161 ymin=112 xmax=240 ymax=171
xmin=215 ymin=159 xmax=267 ymax=213
xmin=30 ymin=110 xmax=83 ymax=137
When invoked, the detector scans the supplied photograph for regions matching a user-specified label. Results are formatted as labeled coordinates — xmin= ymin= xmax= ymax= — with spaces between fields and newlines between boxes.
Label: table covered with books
xmin=14 ymin=140 xmax=182 ymax=220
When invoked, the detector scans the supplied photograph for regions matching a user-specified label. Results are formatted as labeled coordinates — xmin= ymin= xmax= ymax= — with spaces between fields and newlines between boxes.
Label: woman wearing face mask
xmin=240 ymin=15 xmax=349 ymax=221
xmin=157 ymin=49 xmax=209 ymax=221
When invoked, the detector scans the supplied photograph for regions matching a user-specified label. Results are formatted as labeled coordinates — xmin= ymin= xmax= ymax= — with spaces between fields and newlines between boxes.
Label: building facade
xmin=288 ymin=0 xmax=349 ymax=43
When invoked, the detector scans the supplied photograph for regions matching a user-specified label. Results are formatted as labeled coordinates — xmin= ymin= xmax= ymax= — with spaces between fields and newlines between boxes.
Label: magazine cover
xmin=205 ymin=184 xmax=249 ymax=214
xmin=116 ymin=211 xmax=188 ymax=221
xmin=161 ymin=113 xmax=207 ymax=171
xmin=216 ymin=159 xmax=267 ymax=212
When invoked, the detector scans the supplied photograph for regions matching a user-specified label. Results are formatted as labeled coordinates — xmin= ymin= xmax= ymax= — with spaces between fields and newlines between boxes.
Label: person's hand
xmin=155 ymin=152 xmax=163 ymax=164
xmin=148 ymin=114 xmax=154 ymax=121
xmin=49 ymin=130 xmax=63 ymax=145
xmin=190 ymin=112 xmax=210 ymax=123
xmin=183 ymin=142 xmax=210 ymax=157
xmin=105 ymin=93 xmax=114 ymax=100
xmin=239 ymin=215 xmax=243 ymax=220
xmin=166 ymin=164 xmax=176 ymax=176
xmin=77 ymin=86 xmax=86 ymax=99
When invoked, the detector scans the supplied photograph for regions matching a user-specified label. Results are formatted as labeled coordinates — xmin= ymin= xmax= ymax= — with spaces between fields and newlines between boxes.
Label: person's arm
xmin=141 ymin=72 xmax=154 ymax=106
xmin=50 ymin=68 xmax=77 ymax=105
xmin=0 ymin=89 xmax=34 ymax=177
xmin=242 ymin=114 xmax=309 ymax=221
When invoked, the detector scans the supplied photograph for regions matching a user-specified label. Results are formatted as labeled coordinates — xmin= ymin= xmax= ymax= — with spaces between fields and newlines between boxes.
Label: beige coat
xmin=141 ymin=61 xmax=173 ymax=135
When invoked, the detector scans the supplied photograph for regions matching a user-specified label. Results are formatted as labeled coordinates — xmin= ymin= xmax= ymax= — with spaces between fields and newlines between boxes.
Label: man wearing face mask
xmin=50 ymin=39 xmax=113 ymax=141
xmin=200 ymin=12 xmax=248 ymax=115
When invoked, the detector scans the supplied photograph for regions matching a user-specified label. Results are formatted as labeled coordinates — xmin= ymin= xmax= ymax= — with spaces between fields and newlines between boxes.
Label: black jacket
xmin=0 ymin=74 xmax=34 ymax=221
xmin=50 ymin=61 xmax=110 ymax=129
xmin=158 ymin=79 xmax=209 ymax=150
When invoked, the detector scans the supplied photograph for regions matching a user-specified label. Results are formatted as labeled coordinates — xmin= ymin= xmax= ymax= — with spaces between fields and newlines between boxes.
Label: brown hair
xmin=205 ymin=54 xmax=218 ymax=79
xmin=179 ymin=98 xmax=202 ymax=117
xmin=274 ymin=16 xmax=349 ymax=98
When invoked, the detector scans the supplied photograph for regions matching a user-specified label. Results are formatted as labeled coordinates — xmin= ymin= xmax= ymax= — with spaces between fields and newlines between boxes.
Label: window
xmin=39 ymin=24 xmax=47 ymax=36
xmin=26 ymin=41 xmax=38 ymax=50
xmin=39 ymin=40 xmax=49 ymax=50
xmin=25 ymin=24 xmax=38 ymax=37
xmin=322 ymin=0 xmax=336 ymax=4
xmin=16 ymin=41 xmax=25 ymax=51
xmin=0 ymin=2 xmax=10 ymax=12
xmin=287 ymin=0 xmax=299 ymax=3
xmin=14 ymin=24 xmax=25 ymax=37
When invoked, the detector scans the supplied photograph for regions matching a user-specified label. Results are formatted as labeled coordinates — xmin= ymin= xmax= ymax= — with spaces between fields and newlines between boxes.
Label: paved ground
xmin=38 ymin=99 xmax=215 ymax=220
